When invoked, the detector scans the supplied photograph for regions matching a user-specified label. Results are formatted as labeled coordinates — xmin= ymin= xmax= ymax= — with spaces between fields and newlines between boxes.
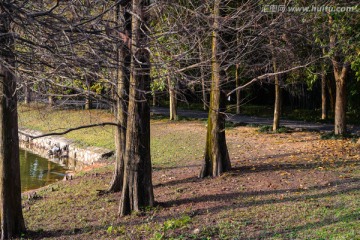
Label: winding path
xmin=151 ymin=107 xmax=360 ymax=135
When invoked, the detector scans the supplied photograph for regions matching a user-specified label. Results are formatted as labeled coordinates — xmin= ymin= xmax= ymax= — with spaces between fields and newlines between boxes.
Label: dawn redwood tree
xmin=199 ymin=0 xmax=231 ymax=178
xmin=0 ymin=4 xmax=26 ymax=239
xmin=119 ymin=0 xmax=154 ymax=216
xmin=108 ymin=2 xmax=131 ymax=193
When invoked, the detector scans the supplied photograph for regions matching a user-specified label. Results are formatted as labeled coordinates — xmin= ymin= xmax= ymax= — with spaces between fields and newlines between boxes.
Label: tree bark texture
xmin=200 ymin=0 xmax=231 ymax=178
xmin=333 ymin=66 xmax=348 ymax=135
xmin=199 ymin=41 xmax=208 ymax=111
xmin=119 ymin=0 xmax=154 ymax=216
xmin=329 ymin=15 xmax=348 ymax=135
xmin=108 ymin=3 xmax=130 ymax=193
xmin=0 ymin=9 xmax=26 ymax=239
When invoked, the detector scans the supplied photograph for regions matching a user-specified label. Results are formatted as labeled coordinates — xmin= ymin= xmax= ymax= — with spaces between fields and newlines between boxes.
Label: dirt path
xmin=151 ymin=107 xmax=360 ymax=135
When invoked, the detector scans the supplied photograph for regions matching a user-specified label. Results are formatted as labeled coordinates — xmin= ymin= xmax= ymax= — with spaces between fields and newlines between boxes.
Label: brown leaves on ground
xmin=24 ymin=124 xmax=360 ymax=239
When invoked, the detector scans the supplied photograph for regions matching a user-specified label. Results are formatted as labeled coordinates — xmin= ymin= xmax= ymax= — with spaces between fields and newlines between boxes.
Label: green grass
xmin=19 ymin=104 xmax=205 ymax=168
xmin=19 ymin=104 xmax=116 ymax=149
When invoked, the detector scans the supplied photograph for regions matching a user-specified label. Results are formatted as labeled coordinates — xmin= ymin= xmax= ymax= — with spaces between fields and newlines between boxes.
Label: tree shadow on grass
xmin=231 ymin=158 xmax=360 ymax=174
xmin=153 ymin=164 xmax=201 ymax=171
xmin=163 ymin=177 xmax=360 ymax=208
xmin=160 ymin=158 xmax=360 ymax=217
xmin=155 ymin=159 xmax=360 ymax=189
xmin=251 ymin=212 xmax=360 ymax=239
xmin=154 ymin=176 xmax=201 ymax=188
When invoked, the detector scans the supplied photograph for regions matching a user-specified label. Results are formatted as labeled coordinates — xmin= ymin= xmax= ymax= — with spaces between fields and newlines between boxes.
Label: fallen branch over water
xmin=19 ymin=122 xmax=122 ymax=139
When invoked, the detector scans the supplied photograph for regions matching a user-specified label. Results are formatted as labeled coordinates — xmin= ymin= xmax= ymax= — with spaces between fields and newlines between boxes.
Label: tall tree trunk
xmin=272 ymin=60 xmax=281 ymax=132
xmin=329 ymin=15 xmax=348 ymax=135
xmin=0 ymin=9 xmax=26 ymax=239
xmin=119 ymin=0 xmax=154 ymax=216
xmin=333 ymin=66 xmax=348 ymax=135
xmin=321 ymin=63 xmax=327 ymax=120
xmin=235 ymin=64 xmax=241 ymax=115
xmin=200 ymin=0 xmax=231 ymax=178
xmin=168 ymin=76 xmax=178 ymax=120
xmin=199 ymin=41 xmax=208 ymax=110
xmin=108 ymin=3 xmax=130 ymax=192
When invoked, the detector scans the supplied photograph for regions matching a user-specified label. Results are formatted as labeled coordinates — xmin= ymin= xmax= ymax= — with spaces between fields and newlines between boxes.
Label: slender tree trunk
xmin=168 ymin=76 xmax=178 ymax=120
xmin=108 ymin=3 xmax=130 ymax=192
xmin=321 ymin=63 xmax=327 ymax=120
xmin=272 ymin=60 xmax=281 ymax=132
xmin=48 ymin=95 xmax=54 ymax=107
xmin=24 ymin=82 xmax=31 ymax=105
xmin=119 ymin=0 xmax=154 ymax=216
xmin=327 ymin=77 xmax=335 ymax=112
xmin=235 ymin=64 xmax=241 ymax=115
xmin=152 ymin=92 xmax=156 ymax=106
xmin=199 ymin=41 xmax=208 ymax=110
xmin=200 ymin=0 xmax=231 ymax=178
xmin=85 ymin=93 xmax=92 ymax=110
xmin=0 ymin=9 xmax=26 ymax=239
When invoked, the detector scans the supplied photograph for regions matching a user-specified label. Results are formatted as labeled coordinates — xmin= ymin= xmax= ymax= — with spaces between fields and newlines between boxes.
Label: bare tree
xmin=0 ymin=3 xmax=26 ymax=238
xmin=199 ymin=0 xmax=231 ymax=178
xmin=119 ymin=0 xmax=154 ymax=216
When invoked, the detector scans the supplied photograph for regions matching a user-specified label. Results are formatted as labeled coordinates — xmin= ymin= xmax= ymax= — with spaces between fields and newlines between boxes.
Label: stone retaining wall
xmin=19 ymin=128 xmax=114 ymax=166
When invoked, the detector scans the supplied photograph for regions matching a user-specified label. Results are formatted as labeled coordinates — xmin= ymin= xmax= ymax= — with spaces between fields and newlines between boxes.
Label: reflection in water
xmin=20 ymin=149 xmax=67 ymax=192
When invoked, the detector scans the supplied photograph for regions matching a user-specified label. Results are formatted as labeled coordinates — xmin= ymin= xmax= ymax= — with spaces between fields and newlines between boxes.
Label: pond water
xmin=20 ymin=149 xmax=67 ymax=192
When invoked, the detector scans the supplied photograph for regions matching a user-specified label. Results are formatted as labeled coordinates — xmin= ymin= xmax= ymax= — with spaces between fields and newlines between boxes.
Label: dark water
xmin=20 ymin=149 xmax=67 ymax=192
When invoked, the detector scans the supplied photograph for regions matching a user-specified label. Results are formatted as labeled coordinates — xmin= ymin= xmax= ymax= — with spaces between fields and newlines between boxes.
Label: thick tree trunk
xmin=329 ymin=15 xmax=348 ymax=135
xmin=0 ymin=10 xmax=26 ymax=239
xmin=200 ymin=0 xmax=231 ymax=178
xmin=321 ymin=63 xmax=327 ymax=120
xmin=235 ymin=64 xmax=241 ymax=115
xmin=272 ymin=61 xmax=281 ymax=132
xmin=108 ymin=4 xmax=130 ymax=193
xmin=333 ymin=66 xmax=348 ymax=135
xmin=119 ymin=0 xmax=154 ymax=216
xmin=168 ymin=76 xmax=178 ymax=121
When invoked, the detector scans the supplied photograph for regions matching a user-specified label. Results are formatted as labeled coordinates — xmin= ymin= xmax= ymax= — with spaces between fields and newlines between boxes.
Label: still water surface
xmin=20 ymin=149 xmax=67 ymax=192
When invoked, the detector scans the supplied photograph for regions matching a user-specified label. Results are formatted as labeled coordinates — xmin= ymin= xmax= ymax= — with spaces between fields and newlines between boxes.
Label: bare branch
xmin=227 ymin=58 xmax=322 ymax=97
xmin=19 ymin=122 xmax=122 ymax=139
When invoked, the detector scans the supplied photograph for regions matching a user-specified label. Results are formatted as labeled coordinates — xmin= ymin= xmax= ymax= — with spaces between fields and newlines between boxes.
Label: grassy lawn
xmin=19 ymin=105 xmax=360 ymax=239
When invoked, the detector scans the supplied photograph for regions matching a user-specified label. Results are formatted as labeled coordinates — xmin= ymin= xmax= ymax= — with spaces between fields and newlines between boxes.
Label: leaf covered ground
xmin=19 ymin=106 xmax=360 ymax=239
